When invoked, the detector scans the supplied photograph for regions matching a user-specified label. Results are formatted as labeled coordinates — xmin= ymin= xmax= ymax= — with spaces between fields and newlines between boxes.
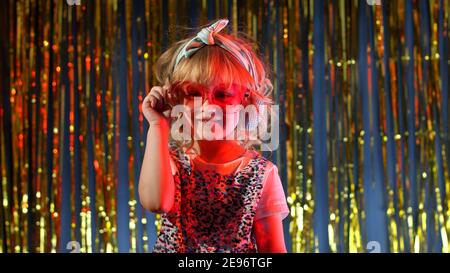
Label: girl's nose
xmin=200 ymin=99 xmax=218 ymax=113
xmin=201 ymin=97 xmax=219 ymax=110
xmin=195 ymin=98 xmax=223 ymax=119
xmin=201 ymin=98 xmax=210 ymax=107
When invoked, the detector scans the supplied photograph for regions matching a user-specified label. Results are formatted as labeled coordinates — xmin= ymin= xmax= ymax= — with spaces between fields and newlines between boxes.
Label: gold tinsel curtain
xmin=0 ymin=0 xmax=449 ymax=253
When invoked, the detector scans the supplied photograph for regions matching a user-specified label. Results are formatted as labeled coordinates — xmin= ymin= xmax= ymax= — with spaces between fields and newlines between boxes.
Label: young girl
xmin=139 ymin=19 xmax=290 ymax=253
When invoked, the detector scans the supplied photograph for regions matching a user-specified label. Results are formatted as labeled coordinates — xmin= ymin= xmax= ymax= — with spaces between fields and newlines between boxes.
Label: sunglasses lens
xmin=169 ymin=81 xmax=248 ymax=109
xmin=170 ymin=82 xmax=205 ymax=103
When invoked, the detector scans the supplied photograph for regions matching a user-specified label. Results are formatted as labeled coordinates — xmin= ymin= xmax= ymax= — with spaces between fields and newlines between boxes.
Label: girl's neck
xmin=195 ymin=140 xmax=246 ymax=164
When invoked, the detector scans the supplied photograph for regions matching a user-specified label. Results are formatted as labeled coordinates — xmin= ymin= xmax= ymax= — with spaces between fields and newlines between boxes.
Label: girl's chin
xmin=192 ymin=126 xmax=237 ymax=140
xmin=183 ymin=117 xmax=240 ymax=140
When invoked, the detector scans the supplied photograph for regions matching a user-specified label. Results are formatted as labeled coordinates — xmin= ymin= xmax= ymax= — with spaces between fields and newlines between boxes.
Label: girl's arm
xmin=253 ymin=214 xmax=287 ymax=253
xmin=138 ymin=85 xmax=175 ymax=214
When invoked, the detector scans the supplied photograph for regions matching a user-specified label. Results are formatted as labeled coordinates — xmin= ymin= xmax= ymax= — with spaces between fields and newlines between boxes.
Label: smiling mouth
xmin=196 ymin=117 xmax=218 ymax=123
xmin=195 ymin=113 xmax=220 ymax=123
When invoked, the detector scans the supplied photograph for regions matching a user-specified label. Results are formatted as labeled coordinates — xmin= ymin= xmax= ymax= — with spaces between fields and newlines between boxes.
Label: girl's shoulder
xmin=246 ymin=149 xmax=273 ymax=165
xmin=246 ymin=150 xmax=281 ymax=178
xmin=240 ymin=149 xmax=280 ymax=179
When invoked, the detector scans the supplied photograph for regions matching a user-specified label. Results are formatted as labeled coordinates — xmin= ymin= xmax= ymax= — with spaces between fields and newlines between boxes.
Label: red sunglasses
xmin=167 ymin=81 xmax=250 ymax=108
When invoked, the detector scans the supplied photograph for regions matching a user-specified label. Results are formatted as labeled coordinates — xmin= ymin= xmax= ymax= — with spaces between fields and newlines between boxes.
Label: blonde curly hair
xmin=153 ymin=22 xmax=275 ymax=152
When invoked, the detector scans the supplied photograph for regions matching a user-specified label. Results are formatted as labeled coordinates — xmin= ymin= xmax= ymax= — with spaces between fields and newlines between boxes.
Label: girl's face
xmin=170 ymin=81 xmax=248 ymax=140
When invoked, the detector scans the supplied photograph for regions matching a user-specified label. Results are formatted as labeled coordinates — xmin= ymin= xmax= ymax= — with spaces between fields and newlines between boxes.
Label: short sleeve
xmin=254 ymin=163 xmax=290 ymax=221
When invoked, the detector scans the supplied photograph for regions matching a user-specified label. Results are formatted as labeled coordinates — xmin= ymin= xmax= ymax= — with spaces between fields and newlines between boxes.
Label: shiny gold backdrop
xmin=0 ymin=0 xmax=449 ymax=253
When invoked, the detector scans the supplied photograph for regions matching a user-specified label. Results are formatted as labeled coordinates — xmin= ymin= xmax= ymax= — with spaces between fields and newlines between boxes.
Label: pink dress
xmin=152 ymin=144 xmax=290 ymax=253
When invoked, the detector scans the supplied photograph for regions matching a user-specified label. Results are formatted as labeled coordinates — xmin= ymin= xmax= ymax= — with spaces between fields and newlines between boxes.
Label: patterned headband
xmin=173 ymin=18 xmax=261 ymax=89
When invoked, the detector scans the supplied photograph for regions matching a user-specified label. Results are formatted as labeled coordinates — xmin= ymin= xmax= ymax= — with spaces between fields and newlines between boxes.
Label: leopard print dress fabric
xmin=152 ymin=145 xmax=268 ymax=253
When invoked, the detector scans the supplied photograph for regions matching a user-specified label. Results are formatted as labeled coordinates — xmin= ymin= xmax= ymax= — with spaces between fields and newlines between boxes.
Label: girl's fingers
xmin=150 ymin=89 xmax=164 ymax=101
xmin=149 ymin=96 xmax=155 ymax=108
xmin=147 ymin=85 xmax=172 ymax=110
xmin=151 ymin=94 xmax=165 ymax=110
xmin=145 ymin=93 xmax=157 ymax=108
xmin=152 ymin=88 xmax=169 ymax=109
xmin=150 ymin=86 xmax=166 ymax=100
xmin=149 ymin=86 xmax=163 ymax=94
xmin=150 ymin=95 xmax=159 ymax=108
xmin=143 ymin=94 xmax=152 ymax=108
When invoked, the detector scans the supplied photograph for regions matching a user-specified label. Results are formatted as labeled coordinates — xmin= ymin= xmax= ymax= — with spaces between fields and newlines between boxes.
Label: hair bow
xmin=173 ymin=19 xmax=261 ymax=88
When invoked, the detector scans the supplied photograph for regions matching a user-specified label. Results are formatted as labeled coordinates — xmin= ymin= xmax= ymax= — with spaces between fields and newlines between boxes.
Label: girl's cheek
xmin=231 ymin=96 xmax=244 ymax=106
xmin=177 ymin=99 xmax=194 ymax=123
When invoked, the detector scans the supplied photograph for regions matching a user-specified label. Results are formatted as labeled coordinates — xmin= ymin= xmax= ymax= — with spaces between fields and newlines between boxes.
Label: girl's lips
xmin=194 ymin=112 xmax=222 ymax=122
xmin=196 ymin=117 xmax=221 ymax=123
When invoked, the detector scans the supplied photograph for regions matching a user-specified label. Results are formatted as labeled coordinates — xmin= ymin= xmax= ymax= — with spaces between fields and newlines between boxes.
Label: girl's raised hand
xmin=142 ymin=85 xmax=171 ymax=126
